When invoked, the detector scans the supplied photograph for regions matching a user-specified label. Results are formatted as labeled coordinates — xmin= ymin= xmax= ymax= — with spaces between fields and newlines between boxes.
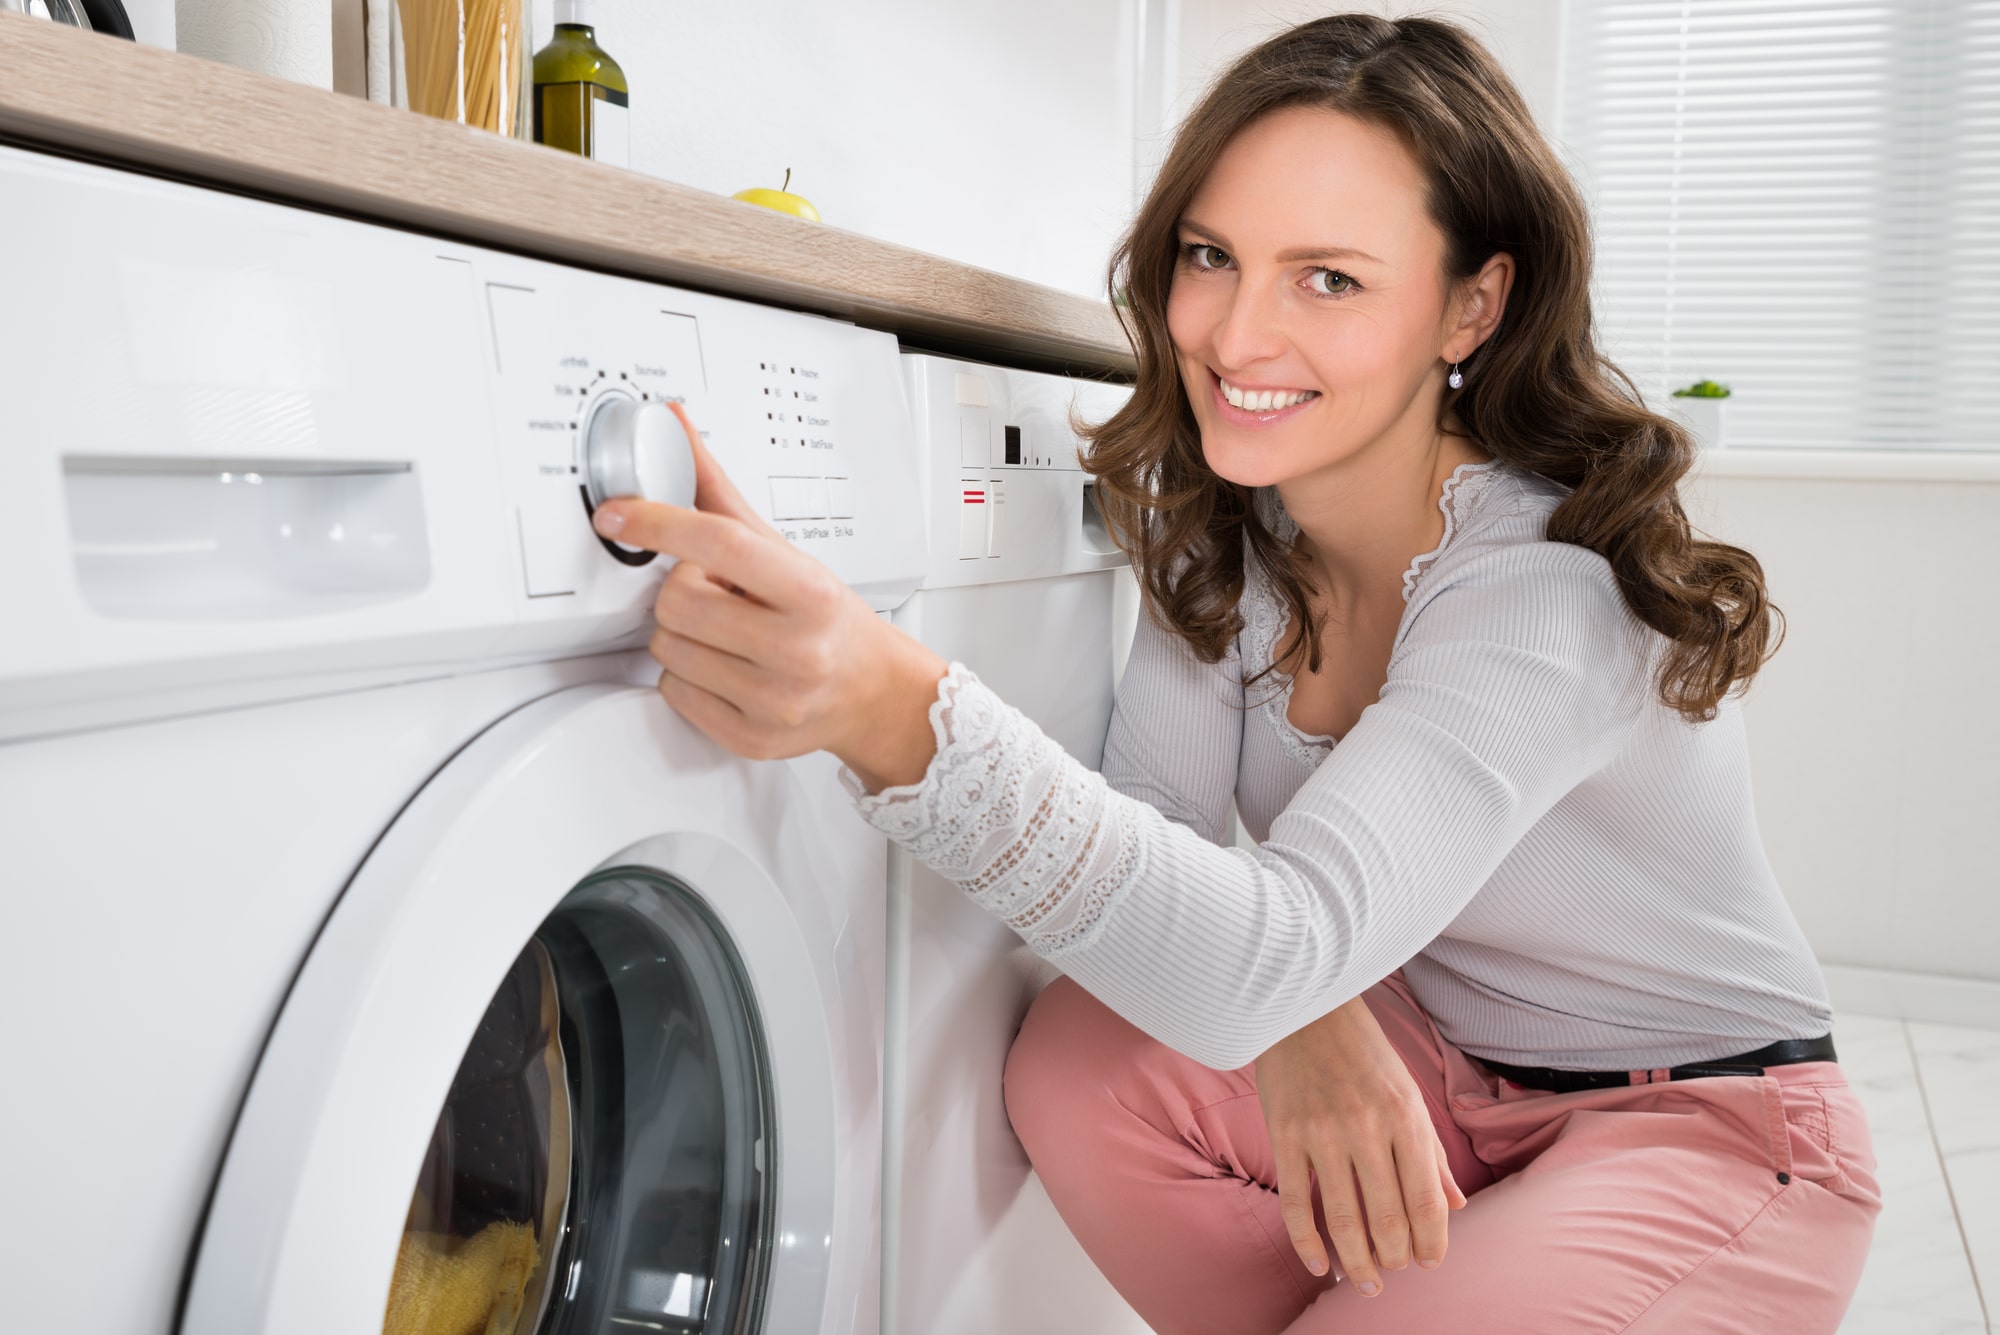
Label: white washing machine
xmin=0 ymin=144 xmax=924 ymax=1335
xmin=882 ymin=355 xmax=1154 ymax=1335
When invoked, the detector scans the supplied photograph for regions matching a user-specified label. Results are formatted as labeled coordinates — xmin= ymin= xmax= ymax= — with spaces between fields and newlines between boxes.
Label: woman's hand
xmin=1255 ymin=996 xmax=1466 ymax=1295
xmin=591 ymin=432 xmax=947 ymax=791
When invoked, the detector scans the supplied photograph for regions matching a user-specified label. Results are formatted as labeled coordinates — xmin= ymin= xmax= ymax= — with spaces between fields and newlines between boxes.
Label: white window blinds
xmin=1560 ymin=2 xmax=2000 ymax=450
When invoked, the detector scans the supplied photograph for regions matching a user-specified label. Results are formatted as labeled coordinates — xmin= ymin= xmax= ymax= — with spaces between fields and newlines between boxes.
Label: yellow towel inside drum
xmin=382 ymin=1220 xmax=539 ymax=1335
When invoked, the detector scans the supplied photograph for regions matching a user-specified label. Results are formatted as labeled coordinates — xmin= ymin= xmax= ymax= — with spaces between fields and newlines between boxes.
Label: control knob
xmin=584 ymin=396 xmax=697 ymax=510
xmin=581 ymin=396 xmax=697 ymax=563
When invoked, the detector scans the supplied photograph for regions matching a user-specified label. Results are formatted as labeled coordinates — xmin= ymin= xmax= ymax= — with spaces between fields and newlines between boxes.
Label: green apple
xmin=733 ymin=168 xmax=821 ymax=222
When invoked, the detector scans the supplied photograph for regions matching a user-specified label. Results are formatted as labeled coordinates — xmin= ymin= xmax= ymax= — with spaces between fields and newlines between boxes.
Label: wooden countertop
xmin=0 ymin=13 xmax=1134 ymax=376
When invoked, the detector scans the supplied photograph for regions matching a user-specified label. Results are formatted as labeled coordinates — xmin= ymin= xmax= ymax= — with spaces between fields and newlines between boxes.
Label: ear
xmin=1444 ymin=252 xmax=1515 ymax=363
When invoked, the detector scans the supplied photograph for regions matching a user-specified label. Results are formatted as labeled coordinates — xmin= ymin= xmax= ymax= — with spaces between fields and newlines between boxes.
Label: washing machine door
xmin=180 ymin=683 xmax=879 ymax=1335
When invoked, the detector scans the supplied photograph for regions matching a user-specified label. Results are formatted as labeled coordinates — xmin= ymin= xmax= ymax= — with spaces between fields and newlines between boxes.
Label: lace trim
xmin=1243 ymin=459 xmax=1505 ymax=767
xmin=1239 ymin=557 xmax=1337 ymax=768
xmin=845 ymin=664 xmax=1143 ymax=958
xmin=1401 ymin=459 xmax=1504 ymax=602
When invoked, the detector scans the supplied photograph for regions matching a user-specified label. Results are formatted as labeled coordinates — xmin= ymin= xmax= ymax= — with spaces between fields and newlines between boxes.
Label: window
xmin=1561 ymin=2 xmax=1999 ymax=450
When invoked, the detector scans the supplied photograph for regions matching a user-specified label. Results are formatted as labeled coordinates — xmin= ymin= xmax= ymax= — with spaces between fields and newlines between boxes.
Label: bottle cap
xmin=553 ymin=0 xmax=595 ymax=26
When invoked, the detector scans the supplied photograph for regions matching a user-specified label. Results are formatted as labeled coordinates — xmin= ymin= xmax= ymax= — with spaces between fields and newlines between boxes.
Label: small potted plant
xmin=1668 ymin=379 xmax=1731 ymax=450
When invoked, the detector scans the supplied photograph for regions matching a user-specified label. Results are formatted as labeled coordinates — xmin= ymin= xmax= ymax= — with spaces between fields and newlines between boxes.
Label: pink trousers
xmin=1003 ymin=973 xmax=1880 ymax=1335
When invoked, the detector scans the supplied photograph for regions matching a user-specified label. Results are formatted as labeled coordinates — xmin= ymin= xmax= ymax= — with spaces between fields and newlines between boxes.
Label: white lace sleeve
xmin=843 ymin=664 xmax=1145 ymax=956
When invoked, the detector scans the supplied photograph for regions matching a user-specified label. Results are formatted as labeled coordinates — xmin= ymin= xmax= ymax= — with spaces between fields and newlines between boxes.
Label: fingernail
xmin=1306 ymin=1258 xmax=1326 ymax=1276
xmin=1418 ymin=1258 xmax=1440 ymax=1270
xmin=593 ymin=507 xmax=625 ymax=537
xmin=1359 ymin=1281 xmax=1380 ymax=1297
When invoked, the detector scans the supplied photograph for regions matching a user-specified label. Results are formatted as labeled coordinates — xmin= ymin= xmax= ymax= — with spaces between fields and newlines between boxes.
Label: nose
xmin=1209 ymin=271 xmax=1289 ymax=374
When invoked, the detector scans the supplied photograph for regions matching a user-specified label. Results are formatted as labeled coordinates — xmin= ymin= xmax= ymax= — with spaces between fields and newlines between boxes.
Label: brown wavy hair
xmin=1083 ymin=13 xmax=1778 ymax=722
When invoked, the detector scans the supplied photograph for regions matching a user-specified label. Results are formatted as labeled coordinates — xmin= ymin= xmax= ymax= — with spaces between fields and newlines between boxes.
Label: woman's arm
xmin=594 ymin=470 xmax=1649 ymax=1070
xmin=1096 ymin=605 xmax=1472 ymax=1295
xmin=846 ymin=556 xmax=1648 ymax=1067
xmin=1103 ymin=609 xmax=1468 ymax=1294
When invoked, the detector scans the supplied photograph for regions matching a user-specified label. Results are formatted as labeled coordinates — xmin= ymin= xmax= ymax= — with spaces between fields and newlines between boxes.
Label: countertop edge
xmin=0 ymin=15 xmax=1135 ymax=377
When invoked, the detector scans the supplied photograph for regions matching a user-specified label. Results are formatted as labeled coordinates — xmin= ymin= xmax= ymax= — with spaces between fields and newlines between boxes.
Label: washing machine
xmin=882 ymin=355 xmax=1154 ymax=1335
xmin=0 ymin=143 xmax=923 ymax=1335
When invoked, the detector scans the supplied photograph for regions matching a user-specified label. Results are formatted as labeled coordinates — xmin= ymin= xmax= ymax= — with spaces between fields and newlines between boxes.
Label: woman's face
xmin=1167 ymin=106 xmax=1467 ymax=490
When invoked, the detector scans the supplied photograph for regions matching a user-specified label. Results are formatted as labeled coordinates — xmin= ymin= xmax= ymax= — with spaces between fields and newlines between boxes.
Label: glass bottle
xmin=532 ymin=0 xmax=629 ymax=166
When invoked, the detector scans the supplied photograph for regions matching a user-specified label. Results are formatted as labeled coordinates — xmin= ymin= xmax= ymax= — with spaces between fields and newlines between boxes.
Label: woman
xmin=591 ymin=14 xmax=1879 ymax=1333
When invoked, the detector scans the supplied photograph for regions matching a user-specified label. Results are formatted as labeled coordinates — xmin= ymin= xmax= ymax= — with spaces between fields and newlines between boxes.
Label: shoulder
xmin=1418 ymin=461 xmax=1565 ymax=566
xmin=1408 ymin=461 xmax=1601 ymax=598
xmin=1398 ymin=461 xmax=1651 ymax=666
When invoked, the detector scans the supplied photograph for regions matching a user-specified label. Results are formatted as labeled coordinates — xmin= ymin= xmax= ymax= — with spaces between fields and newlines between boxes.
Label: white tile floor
xmin=1835 ymin=1012 xmax=1998 ymax=1335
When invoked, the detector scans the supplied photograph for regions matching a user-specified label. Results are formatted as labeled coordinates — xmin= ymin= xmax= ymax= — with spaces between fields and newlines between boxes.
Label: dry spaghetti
xmin=398 ymin=0 xmax=527 ymax=134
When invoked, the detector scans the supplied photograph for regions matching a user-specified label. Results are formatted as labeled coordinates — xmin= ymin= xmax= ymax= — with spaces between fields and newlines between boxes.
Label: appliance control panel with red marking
xmin=903 ymin=355 xmax=1131 ymax=591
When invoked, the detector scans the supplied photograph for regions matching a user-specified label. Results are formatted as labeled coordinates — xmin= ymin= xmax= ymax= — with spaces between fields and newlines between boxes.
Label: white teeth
xmin=1220 ymin=377 xmax=1317 ymax=412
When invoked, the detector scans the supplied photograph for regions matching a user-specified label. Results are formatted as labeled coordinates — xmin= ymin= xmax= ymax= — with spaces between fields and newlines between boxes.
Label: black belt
xmin=1477 ymin=1034 xmax=1838 ymax=1094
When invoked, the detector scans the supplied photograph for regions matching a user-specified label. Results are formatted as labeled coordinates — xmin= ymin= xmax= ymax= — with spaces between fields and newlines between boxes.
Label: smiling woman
xmin=593 ymin=13 xmax=1880 ymax=1335
xmin=1087 ymin=21 xmax=1777 ymax=723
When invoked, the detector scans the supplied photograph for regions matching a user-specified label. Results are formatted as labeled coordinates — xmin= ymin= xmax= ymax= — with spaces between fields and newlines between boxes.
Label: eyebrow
xmin=1179 ymin=219 xmax=1385 ymax=267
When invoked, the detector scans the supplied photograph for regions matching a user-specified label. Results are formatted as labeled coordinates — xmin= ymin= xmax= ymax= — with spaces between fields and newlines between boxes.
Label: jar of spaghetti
xmin=389 ymin=0 xmax=535 ymax=138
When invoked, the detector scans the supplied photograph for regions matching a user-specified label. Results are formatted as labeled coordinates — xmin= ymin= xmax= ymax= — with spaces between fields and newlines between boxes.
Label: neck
xmin=1274 ymin=404 xmax=1490 ymax=606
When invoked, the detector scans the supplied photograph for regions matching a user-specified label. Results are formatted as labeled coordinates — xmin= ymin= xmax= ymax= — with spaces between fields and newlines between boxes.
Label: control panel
xmin=479 ymin=263 xmax=925 ymax=622
xmin=902 ymin=354 xmax=1131 ymax=590
xmin=0 ymin=143 xmax=926 ymax=738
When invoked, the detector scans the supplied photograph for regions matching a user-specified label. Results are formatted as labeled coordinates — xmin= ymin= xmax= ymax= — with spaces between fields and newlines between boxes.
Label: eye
xmin=1181 ymin=242 xmax=1233 ymax=271
xmin=1306 ymin=268 xmax=1358 ymax=297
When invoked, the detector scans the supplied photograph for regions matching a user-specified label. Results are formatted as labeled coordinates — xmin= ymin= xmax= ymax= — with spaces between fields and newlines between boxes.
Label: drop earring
xmin=1448 ymin=362 xmax=1464 ymax=389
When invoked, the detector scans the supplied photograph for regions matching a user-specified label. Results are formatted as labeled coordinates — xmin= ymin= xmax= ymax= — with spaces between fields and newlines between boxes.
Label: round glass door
xmin=383 ymin=868 xmax=775 ymax=1335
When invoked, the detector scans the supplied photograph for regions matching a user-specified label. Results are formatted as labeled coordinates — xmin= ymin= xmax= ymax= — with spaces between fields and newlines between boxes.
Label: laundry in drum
xmin=383 ymin=941 xmax=571 ymax=1335
xmin=384 ymin=1222 xmax=538 ymax=1335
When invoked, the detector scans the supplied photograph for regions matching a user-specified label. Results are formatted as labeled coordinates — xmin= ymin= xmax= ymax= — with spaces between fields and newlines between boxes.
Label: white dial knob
xmin=582 ymin=396 xmax=697 ymax=512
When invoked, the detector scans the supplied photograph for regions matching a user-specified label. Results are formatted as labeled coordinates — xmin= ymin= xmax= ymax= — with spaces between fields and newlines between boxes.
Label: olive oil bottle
xmin=533 ymin=0 xmax=629 ymax=166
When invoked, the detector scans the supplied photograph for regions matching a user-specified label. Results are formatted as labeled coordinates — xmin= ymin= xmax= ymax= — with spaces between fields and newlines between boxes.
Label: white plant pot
xmin=1669 ymin=396 xmax=1729 ymax=451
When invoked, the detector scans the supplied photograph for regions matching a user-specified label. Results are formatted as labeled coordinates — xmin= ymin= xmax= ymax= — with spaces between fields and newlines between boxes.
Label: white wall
xmin=1683 ymin=460 xmax=2000 ymax=985
xmin=562 ymin=1 xmax=1141 ymax=300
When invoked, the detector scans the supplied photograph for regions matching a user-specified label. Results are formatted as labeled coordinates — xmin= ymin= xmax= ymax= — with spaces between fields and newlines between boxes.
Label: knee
xmin=1002 ymin=975 xmax=1147 ymax=1158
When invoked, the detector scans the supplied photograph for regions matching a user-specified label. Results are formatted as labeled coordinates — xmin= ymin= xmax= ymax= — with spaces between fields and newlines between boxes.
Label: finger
xmin=650 ymin=545 xmax=748 ymax=607
xmin=668 ymin=402 xmax=781 ymax=538
xmin=1393 ymin=1132 xmax=1452 ymax=1271
xmin=1438 ymin=1141 xmax=1468 ymax=1210
xmin=1272 ymin=1144 xmax=1331 ymax=1278
xmin=656 ymin=668 xmax=804 ymax=763
xmin=655 ymin=668 xmax=758 ymax=756
xmin=595 ymin=502 xmax=798 ymax=605
xmin=648 ymin=627 xmax=764 ymax=712
xmin=654 ymin=561 xmax=785 ymax=660
xmin=1318 ymin=1157 xmax=1381 ymax=1297
xmin=1350 ymin=1139 xmax=1413 ymax=1273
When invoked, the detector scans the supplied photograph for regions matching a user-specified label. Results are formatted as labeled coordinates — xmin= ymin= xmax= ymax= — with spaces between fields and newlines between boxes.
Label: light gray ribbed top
xmin=852 ymin=460 xmax=1832 ymax=1071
